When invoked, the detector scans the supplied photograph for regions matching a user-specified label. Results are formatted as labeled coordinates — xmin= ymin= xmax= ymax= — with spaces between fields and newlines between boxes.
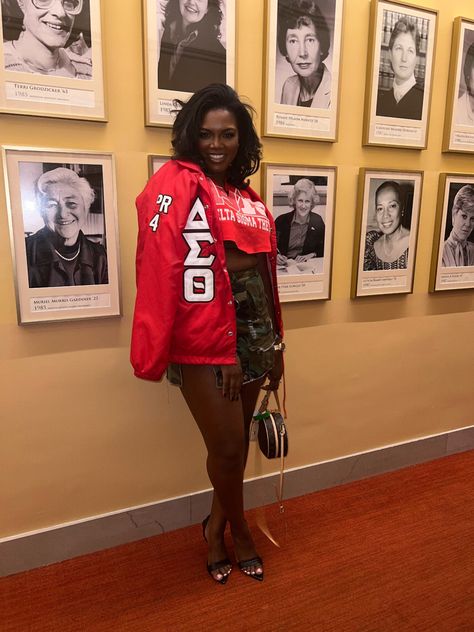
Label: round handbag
xmin=253 ymin=391 xmax=288 ymax=460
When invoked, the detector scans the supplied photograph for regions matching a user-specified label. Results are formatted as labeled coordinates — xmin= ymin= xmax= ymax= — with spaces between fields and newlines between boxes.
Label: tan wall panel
xmin=0 ymin=0 xmax=473 ymax=538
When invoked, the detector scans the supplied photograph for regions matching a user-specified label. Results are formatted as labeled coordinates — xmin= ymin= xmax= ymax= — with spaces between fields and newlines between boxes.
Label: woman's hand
xmin=295 ymin=253 xmax=316 ymax=262
xmin=277 ymin=253 xmax=288 ymax=267
xmin=266 ymin=350 xmax=284 ymax=391
xmin=220 ymin=360 xmax=244 ymax=401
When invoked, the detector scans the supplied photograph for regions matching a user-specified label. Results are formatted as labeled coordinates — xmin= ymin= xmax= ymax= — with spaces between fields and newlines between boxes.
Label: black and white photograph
xmin=0 ymin=0 xmax=105 ymax=119
xmin=352 ymin=169 xmax=422 ymax=298
xmin=363 ymin=0 xmax=437 ymax=149
xmin=430 ymin=174 xmax=474 ymax=292
xmin=20 ymin=162 xmax=107 ymax=288
xmin=443 ymin=18 xmax=474 ymax=153
xmin=143 ymin=0 xmax=236 ymax=126
xmin=263 ymin=163 xmax=336 ymax=301
xmin=263 ymin=0 xmax=344 ymax=141
xmin=3 ymin=147 xmax=120 ymax=323
xmin=2 ymin=0 xmax=92 ymax=79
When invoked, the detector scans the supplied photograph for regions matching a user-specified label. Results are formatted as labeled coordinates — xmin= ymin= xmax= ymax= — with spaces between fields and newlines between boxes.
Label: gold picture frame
xmin=429 ymin=173 xmax=474 ymax=292
xmin=148 ymin=154 xmax=169 ymax=178
xmin=351 ymin=168 xmax=423 ymax=298
xmin=442 ymin=18 xmax=474 ymax=153
xmin=262 ymin=0 xmax=345 ymax=142
xmin=2 ymin=146 xmax=121 ymax=324
xmin=0 ymin=0 xmax=107 ymax=121
xmin=262 ymin=162 xmax=337 ymax=302
xmin=143 ymin=0 xmax=236 ymax=127
xmin=362 ymin=0 xmax=437 ymax=150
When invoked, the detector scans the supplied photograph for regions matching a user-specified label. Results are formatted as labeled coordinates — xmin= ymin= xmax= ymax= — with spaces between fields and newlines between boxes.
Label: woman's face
xmin=197 ymin=108 xmax=239 ymax=183
xmin=19 ymin=0 xmax=75 ymax=49
xmin=294 ymin=189 xmax=313 ymax=221
xmin=375 ymin=187 xmax=402 ymax=235
xmin=40 ymin=182 xmax=87 ymax=244
xmin=452 ymin=206 xmax=474 ymax=242
xmin=285 ymin=23 xmax=322 ymax=78
xmin=390 ymin=32 xmax=417 ymax=83
xmin=179 ymin=0 xmax=208 ymax=28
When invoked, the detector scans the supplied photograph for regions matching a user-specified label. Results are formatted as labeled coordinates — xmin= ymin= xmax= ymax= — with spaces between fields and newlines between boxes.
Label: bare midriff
xmin=224 ymin=241 xmax=259 ymax=272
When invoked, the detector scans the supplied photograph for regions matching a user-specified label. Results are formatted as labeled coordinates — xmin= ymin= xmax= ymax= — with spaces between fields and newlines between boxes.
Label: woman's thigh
xmin=180 ymin=365 xmax=246 ymax=455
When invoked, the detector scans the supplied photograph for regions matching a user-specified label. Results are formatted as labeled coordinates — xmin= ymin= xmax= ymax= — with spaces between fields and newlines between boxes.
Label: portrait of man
xmin=157 ymin=0 xmax=227 ymax=93
xmin=376 ymin=12 xmax=426 ymax=120
xmin=20 ymin=162 xmax=108 ymax=288
xmin=442 ymin=183 xmax=474 ymax=267
xmin=1 ymin=0 xmax=92 ymax=79
xmin=274 ymin=0 xmax=335 ymax=109
xmin=455 ymin=31 xmax=474 ymax=126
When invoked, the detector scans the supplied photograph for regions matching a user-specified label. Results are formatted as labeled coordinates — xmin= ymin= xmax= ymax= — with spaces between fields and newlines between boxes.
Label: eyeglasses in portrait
xmin=0 ymin=0 xmax=106 ymax=120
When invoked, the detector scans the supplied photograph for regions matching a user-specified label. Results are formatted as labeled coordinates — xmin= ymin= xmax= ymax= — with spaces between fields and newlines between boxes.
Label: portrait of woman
xmin=275 ymin=177 xmax=325 ymax=268
xmin=131 ymin=84 xmax=284 ymax=584
xmin=455 ymin=40 xmax=474 ymax=126
xmin=25 ymin=167 xmax=108 ymax=287
xmin=442 ymin=184 xmax=474 ymax=267
xmin=363 ymin=180 xmax=411 ymax=271
xmin=276 ymin=0 xmax=331 ymax=108
xmin=2 ymin=0 xmax=92 ymax=79
xmin=157 ymin=0 xmax=226 ymax=93
xmin=376 ymin=16 xmax=424 ymax=120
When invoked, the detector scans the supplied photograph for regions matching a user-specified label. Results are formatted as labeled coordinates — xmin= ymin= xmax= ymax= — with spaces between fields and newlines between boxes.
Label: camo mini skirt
xmin=167 ymin=267 xmax=276 ymax=387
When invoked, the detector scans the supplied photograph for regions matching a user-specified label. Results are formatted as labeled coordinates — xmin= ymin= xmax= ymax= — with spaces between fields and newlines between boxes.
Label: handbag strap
xmin=254 ymin=386 xmax=287 ymax=546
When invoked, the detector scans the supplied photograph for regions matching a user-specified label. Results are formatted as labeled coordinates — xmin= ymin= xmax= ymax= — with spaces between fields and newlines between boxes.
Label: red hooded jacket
xmin=131 ymin=160 xmax=283 ymax=381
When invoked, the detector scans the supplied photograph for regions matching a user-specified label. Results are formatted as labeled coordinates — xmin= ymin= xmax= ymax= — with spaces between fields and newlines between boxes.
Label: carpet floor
xmin=1 ymin=450 xmax=473 ymax=632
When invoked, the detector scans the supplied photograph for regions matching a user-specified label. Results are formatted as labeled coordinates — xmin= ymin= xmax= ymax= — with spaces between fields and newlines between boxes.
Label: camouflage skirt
xmin=167 ymin=267 xmax=276 ymax=387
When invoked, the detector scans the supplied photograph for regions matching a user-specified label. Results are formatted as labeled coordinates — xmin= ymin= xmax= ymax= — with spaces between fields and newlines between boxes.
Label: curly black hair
xmin=171 ymin=83 xmax=262 ymax=188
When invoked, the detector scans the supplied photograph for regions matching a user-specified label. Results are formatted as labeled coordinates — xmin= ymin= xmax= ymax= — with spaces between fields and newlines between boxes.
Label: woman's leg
xmin=180 ymin=365 xmax=264 ymax=579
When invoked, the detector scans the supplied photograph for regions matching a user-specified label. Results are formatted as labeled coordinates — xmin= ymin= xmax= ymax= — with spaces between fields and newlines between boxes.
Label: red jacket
xmin=131 ymin=160 xmax=283 ymax=381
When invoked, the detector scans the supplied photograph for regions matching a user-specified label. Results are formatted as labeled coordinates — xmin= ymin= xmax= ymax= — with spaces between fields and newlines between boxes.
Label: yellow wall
xmin=1 ymin=0 xmax=473 ymax=539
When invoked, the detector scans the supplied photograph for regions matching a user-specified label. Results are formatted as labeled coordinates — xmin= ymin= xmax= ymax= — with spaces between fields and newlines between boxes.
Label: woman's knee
xmin=209 ymin=440 xmax=245 ymax=472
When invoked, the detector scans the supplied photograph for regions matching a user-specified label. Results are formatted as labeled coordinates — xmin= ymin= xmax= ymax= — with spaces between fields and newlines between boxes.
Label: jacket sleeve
xmin=130 ymin=164 xmax=197 ymax=381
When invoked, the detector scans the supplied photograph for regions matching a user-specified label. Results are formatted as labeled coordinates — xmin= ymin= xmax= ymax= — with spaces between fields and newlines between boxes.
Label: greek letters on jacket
xmin=131 ymin=160 xmax=282 ymax=382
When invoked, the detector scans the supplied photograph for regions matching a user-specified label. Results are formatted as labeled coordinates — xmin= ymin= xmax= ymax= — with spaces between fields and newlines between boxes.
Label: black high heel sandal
xmin=201 ymin=515 xmax=232 ymax=585
xmin=238 ymin=556 xmax=264 ymax=582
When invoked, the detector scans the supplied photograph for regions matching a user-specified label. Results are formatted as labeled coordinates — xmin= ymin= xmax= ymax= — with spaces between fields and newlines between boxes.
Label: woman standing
xmin=364 ymin=180 xmax=410 ymax=271
xmin=376 ymin=17 xmax=423 ymax=120
xmin=157 ymin=0 xmax=226 ymax=93
xmin=131 ymin=84 xmax=284 ymax=584
xmin=277 ymin=0 xmax=331 ymax=108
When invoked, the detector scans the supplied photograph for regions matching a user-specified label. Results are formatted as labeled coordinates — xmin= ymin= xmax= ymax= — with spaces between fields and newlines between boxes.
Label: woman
xmin=131 ymin=84 xmax=284 ymax=584
xmin=376 ymin=17 xmax=423 ymax=120
xmin=26 ymin=167 xmax=108 ymax=287
xmin=157 ymin=0 xmax=226 ymax=93
xmin=364 ymin=180 xmax=410 ymax=271
xmin=3 ymin=0 xmax=91 ymax=79
xmin=275 ymin=177 xmax=325 ymax=268
xmin=456 ymin=42 xmax=474 ymax=126
xmin=442 ymin=184 xmax=474 ymax=267
xmin=277 ymin=0 xmax=331 ymax=108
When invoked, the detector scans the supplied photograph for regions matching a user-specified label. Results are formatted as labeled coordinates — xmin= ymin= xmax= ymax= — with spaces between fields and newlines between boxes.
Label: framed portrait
xmin=429 ymin=174 xmax=474 ymax=292
xmin=148 ymin=153 xmax=169 ymax=177
xmin=0 ymin=0 xmax=106 ymax=121
xmin=362 ymin=0 xmax=437 ymax=149
xmin=442 ymin=18 xmax=474 ymax=153
xmin=143 ymin=0 xmax=236 ymax=127
xmin=351 ymin=168 xmax=423 ymax=298
xmin=2 ymin=146 xmax=121 ymax=324
xmin=262 ymin=0 xmax=344 ymax=141
xmin=262 ymin=162 xmax=336 ymax=302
